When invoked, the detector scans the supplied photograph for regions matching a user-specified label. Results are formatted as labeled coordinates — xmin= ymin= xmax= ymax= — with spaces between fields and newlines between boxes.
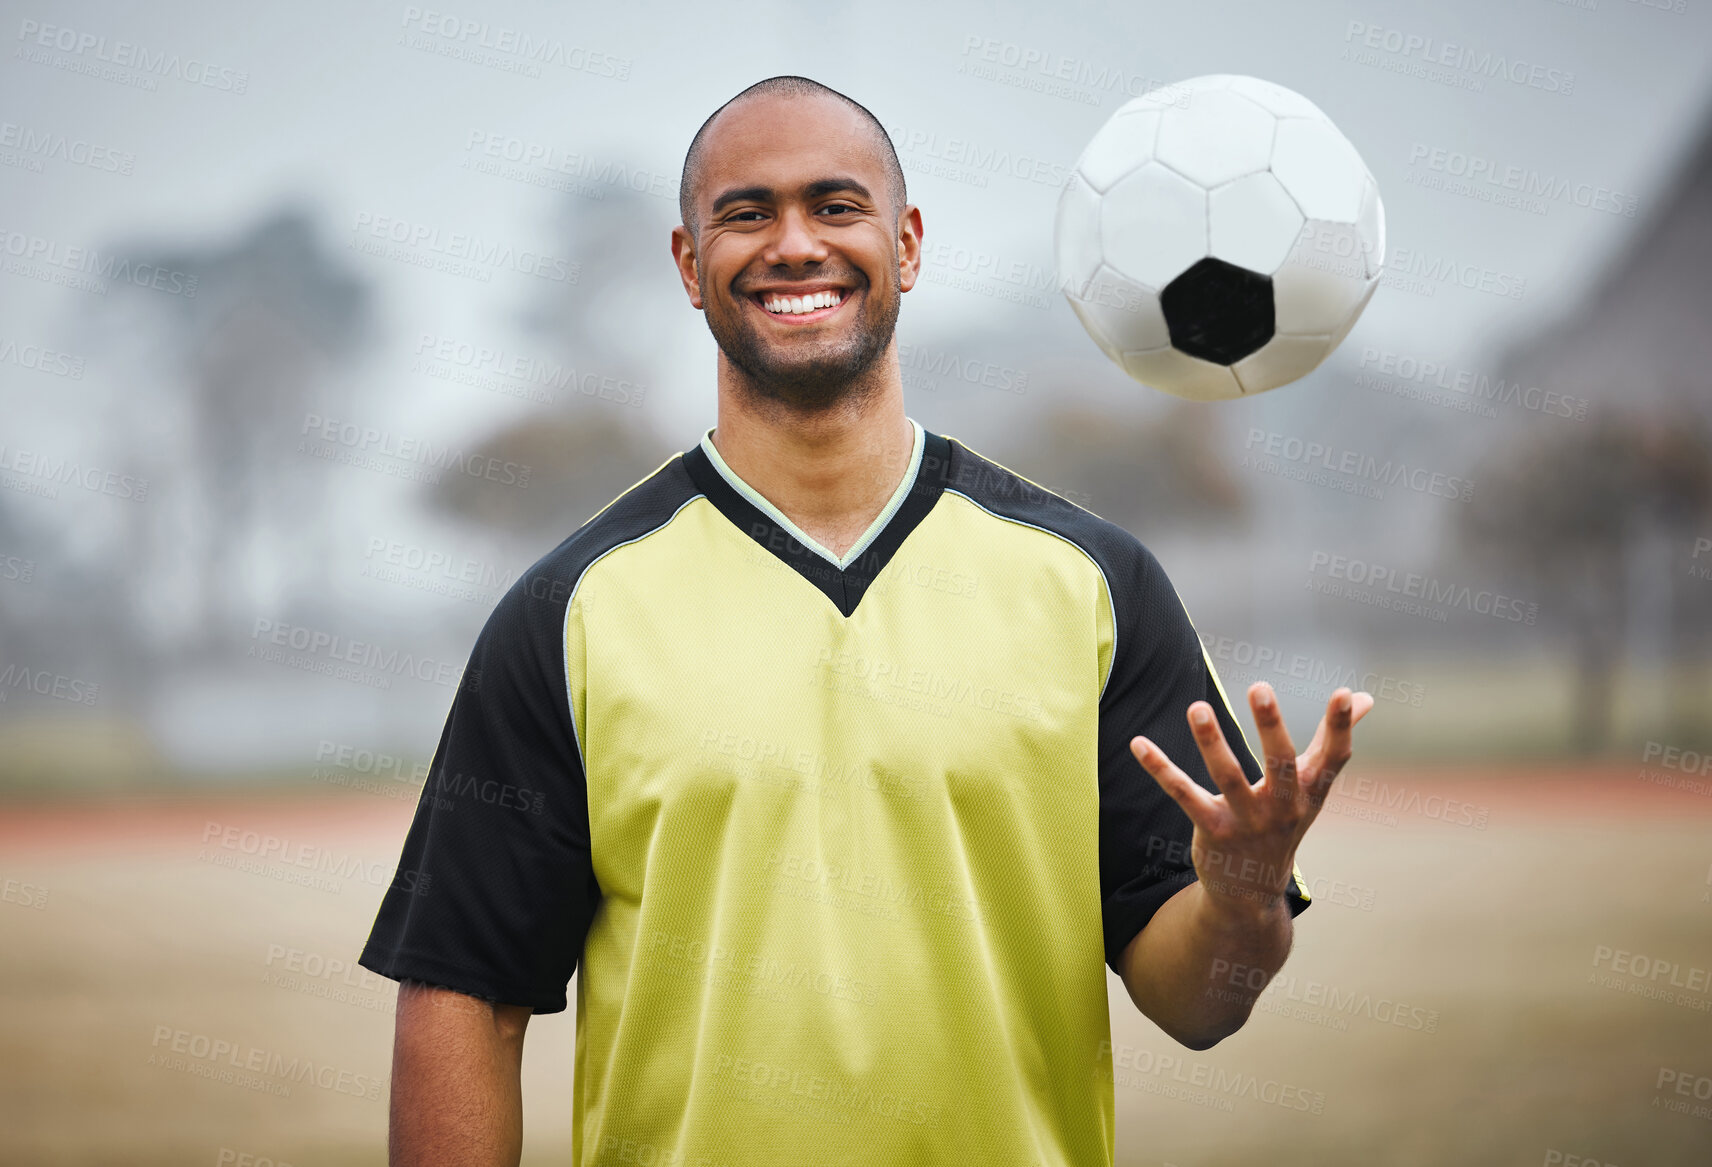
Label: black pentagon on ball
xmin=1160 ymin=257 xmax=1275 ymax=365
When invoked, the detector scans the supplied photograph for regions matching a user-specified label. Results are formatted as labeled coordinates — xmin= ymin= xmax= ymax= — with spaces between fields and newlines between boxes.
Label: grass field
xmin=2 ymin=763 xmax=1709 ymax=1166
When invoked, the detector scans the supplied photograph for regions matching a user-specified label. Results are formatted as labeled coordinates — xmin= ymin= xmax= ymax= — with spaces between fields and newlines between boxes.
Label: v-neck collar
xmin=680 ymin=417 xmax=951 ymax=618
xmin=699 ymin=418 xmax=925 ymax=571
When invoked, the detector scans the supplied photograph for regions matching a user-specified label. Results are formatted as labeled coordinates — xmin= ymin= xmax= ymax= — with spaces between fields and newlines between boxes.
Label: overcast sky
xmin=5 ymin=0 xmax=1712 ymax=446
xmin=5 ymin=0 xmax=1711 ymax=765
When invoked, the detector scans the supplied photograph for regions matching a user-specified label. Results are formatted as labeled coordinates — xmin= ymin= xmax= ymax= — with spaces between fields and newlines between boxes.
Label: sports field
xmin=2 ymin=763 xmax=1708 ymax=1166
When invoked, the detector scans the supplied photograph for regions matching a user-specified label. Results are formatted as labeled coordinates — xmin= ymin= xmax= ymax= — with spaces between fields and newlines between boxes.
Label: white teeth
xmin=763 ymin=290 xmax=842 ymax=315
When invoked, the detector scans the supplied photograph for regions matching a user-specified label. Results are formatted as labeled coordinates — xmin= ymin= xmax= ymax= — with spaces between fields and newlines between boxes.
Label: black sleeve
xmin=1097 ymin=542 xmax=1309 ymax=976
xmin=358 ymin=569 xmax=600 ymax=1013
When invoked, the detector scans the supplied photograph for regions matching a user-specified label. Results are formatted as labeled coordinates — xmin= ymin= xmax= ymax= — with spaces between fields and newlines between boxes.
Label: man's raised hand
xmin=1128 ymin=683 xmax=1375 ymax=918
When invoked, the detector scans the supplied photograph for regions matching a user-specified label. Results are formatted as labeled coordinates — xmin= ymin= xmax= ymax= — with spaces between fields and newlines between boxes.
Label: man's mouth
xmin=749 ymin=287 xmax=850 ymax=324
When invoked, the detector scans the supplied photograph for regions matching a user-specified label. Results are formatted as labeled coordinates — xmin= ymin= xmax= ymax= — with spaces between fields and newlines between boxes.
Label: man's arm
xmin=389 ymin=980 xmax=532 ymax=1167
xmin=1117 ymin=682 xmax=1371 ymax=1048
xmin=1118 ymin=878 xmax=1292 ymax=1049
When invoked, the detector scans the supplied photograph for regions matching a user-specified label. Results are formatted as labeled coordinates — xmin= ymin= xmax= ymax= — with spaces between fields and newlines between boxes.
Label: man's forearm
xmin=390 ymin=981 xmax=531 ymax=1167
xmin=1118 ymin=881 xmax=1292 ymax=1049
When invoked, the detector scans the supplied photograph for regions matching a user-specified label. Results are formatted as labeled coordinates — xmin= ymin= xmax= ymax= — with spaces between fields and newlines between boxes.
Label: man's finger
xmin=1184 ymin=701 xmax=1257 ymax=810
xmin=1247 ymin=682 xmax=1299 ymax=803
xmin=1301 ymin=690 xmax=1375 ymax=777
xmin=1130 ymin=736 xmax=1220 ymax=827
xmin=1305 ymin=689 xmax=1359 ymax=800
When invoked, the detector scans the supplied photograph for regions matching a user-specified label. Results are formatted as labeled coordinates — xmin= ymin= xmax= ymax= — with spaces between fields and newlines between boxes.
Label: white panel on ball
xmin=1208 ymin=172 xmax=1304 ymax=275
xmin=1054 ymin=172 xmax=1106 ymax=295
xmin=1325 ymin=277 xmax=1379 ymax=351
xmin=1357 ymin=176 xmax=1387 ymax=278
xmin=1067 ymin=296 xmax=1121 ymax=364
xmin=1271 ymin=118 xmax=1368 ymax=223
xmin=1227 ymin=75 xmax=1326 ymax=121
xmin=1101 ymin=162 xmax=1208 ymax=288
xmin=1272 ymin=220 xmax=1373 ymax=335
xmin=1076 ymin=110 xmax=1161 ymax=194
xmin=1154 ymin=88 xmax=1277 ymax=188
xmin=1067 ymin=264 xmax=1170 ymax=353
xmin=1232 ymin=332 xmax=1332 ymax=394
xmin=1121 ymin=346 xmax=1243 ymax=400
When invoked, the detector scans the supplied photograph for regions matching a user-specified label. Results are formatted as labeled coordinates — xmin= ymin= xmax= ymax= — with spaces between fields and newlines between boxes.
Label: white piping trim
xmin=941 ymin=487 xmax=1122 ymax=701
xmin=698 ymin=417 xmax=925 ymax=573
xmin=561 ymin=493 xmax=705 ymax=777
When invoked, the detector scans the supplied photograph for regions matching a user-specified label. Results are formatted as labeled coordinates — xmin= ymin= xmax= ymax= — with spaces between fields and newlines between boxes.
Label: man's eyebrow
xmin=709 ymin=177 xmax=875 ymax=217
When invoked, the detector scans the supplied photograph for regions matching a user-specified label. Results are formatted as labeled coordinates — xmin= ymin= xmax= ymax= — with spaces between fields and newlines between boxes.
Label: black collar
xmin=680 ymin=428 xmax=953 ymax=617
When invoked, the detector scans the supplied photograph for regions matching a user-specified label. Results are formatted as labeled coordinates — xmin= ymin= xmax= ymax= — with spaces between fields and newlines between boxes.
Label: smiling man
xmin=360 ymin=75 xmax=1373 ymax=1167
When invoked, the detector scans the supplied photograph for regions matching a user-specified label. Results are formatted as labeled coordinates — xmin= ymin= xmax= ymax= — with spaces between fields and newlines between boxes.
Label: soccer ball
xmin=1055 ymin=74 xmax=1385 ymax=400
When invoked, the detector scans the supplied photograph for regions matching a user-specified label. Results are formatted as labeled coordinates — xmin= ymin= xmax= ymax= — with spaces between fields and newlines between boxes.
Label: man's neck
xmin=708 ymin=372 xmax=915 ymax=562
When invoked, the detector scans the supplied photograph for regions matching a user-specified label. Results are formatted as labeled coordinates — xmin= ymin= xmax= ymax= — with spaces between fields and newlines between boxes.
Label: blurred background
xmin=2 ymin=0 xmax=1710 ymax=1163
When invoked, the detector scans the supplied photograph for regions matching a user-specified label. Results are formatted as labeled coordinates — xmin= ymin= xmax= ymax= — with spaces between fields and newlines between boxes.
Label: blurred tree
xmin=518 ymin=182 xmax=685 ymax=381
xmin=429 ymin=406 xmax=671 ymax=542
xmin=94 ymin=204 xmax=373 ymax=665
xmin=1458 ymin=408 xmax=1712 ymax=753
xmin=430 ymin=180 xmax=684 ymax=547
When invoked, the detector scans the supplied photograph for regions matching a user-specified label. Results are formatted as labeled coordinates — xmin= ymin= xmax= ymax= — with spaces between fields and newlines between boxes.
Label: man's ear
xmin=896 ymin=204 xmax=924 ymax=294
xmin=670 ymin=224 xmax=703 ymax=309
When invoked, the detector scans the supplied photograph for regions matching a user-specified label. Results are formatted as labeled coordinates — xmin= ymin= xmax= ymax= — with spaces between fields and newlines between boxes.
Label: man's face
xmin=671 ymin=93 xmax=922 ymax=413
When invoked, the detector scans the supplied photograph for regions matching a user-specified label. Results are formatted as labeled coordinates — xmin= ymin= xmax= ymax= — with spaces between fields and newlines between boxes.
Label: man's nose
xmin=765 ymin=204 xmax=830 ymax=265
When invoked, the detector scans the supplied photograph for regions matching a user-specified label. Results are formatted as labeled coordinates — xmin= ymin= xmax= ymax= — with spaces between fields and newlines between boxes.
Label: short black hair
xmin=678 ymin=75 xmax=907 ymax=242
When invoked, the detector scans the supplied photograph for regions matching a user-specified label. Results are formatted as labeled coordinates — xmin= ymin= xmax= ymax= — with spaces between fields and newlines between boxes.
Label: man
xmin=359 ymin=75 xmax=1374 ymax=1167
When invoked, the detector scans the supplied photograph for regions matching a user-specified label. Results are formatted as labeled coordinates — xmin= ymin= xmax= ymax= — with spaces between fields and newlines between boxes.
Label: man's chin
xmin=732 ymin=366 xmax=871 ymax=412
